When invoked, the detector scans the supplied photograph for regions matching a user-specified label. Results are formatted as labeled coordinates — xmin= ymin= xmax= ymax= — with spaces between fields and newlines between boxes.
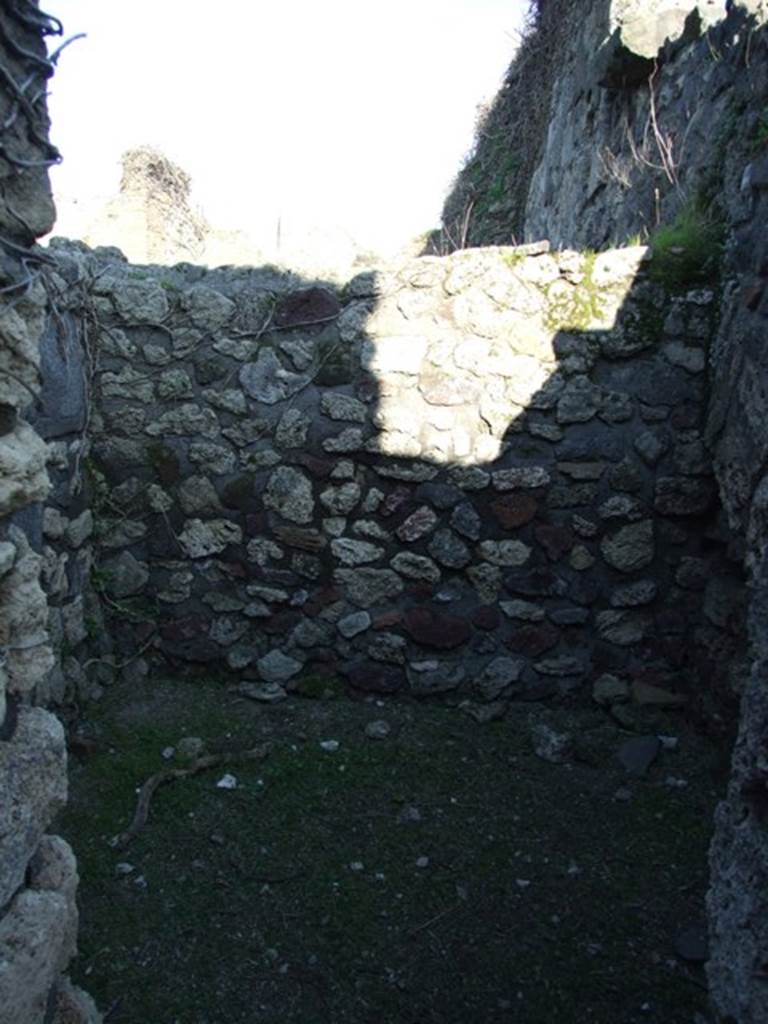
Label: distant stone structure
xmin=68 ymin=146 xmax=379 ymax=281
xmin=86 ymin=146 xmax=208 ymax=265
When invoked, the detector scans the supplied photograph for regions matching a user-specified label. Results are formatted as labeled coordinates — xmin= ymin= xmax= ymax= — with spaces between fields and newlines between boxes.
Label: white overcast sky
xmin=42 ymin=1 xmax=529 ymax=249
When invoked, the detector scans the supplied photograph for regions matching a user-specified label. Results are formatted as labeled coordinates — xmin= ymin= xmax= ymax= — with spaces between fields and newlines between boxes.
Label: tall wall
xmin=438 ymin=1 xmax=768 ymax=1019
xmin=439 ymin=1 xmax=766 ymax=251
xmin=28 ymin=273 xmax=112 ymax=708
xmin=522 ymin=0 xmax=767 ymax=250
xmin=0 ymin=3 xmax=99 ymax=1022
xmin=704 ymin=76 xmax=768 ymax=1024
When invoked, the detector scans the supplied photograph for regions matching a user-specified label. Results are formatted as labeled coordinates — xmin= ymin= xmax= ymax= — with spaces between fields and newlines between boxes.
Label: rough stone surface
xmin=331 ymin=538 xmax=384 ymax=566
xmin=474 ymin=656 xmax=523 ymax=701
xmin=257 ymin=651 xmax=303 ymax=684
xmin=0 ymin=423 xmax=50 ymax=517
xmin=338 ymin=611 xmax=371 ymax=639
xmin=178 ymin=519 xmax=242 ymax=558
xmin=320 ymin=482 xmax=361 ymax=515
xmin=0 ymin=834 xmax=84 ymax=1020
xmin=433 ymin=6 xmax=767 ymax=1015
xmin=600 ymin=521 xmax=654 ymax=573
xmin=706 ymin=565 xmax=768 ymax=1024
xmin=596 ymin=609 xmax=648 ymax=645
xmin=390 ymin=552 xmax=441 ymax=583
xmin=396 ymin=506 xmax=438 ymax=542
xmin=478 ymin=540 xmax=532 ymax=568
xmin=0 ymin=11 xmax=100 ymax=1016
xmin=427 ymin=529 xmax=471 ymax=569
xmin=0 ymin=888 xmax=77 ymax=1024
xmin=610 ymin=580 xmax=657 ymax=607
xmin=0 ymin=529 xmax=55 ymax=698
xmin=402 ymin=608 xmax=471 ymax=649
xmin=240 ymin=350 xmax=310 ymax=404
xmin=617 ymin=736 xmax=661 ymax=776
xmin=51 ymin=977 xmax=103 ymax=1024
xmin=102 ymin=552 xmax=150 ymax=599
xmin=0 ymin=708 xmax=67 ymax=909
xmin=407 ymin=660 xmax=466 ymax=696
xmin=334 ymin=569 xmax=404 ymax=608
xmin=264 ymin=467 xmax=315 ymax=525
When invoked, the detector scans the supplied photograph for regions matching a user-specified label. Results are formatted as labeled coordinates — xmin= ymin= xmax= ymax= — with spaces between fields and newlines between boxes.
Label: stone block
xmin=0 ymin=886 xmax=76 ymax=1024
xmin=0 ymin=422 xmax=50 ymax=517
xmin=406 ymin=660 xmax=466 ymax=696
xmin=600 ymin=520 xmax=654 ymax=572
xmin=33 ymin=316 xmax=87 ymax=439
xmin=0 ymin=708 xmax=67 ymax=908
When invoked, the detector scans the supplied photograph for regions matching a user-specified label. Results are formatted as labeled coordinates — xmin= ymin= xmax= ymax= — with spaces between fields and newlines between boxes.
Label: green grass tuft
xmin=648 ymin=202 xmax=724 ymax=290
xmin=295 ymin=674 xmax=345 ymax=700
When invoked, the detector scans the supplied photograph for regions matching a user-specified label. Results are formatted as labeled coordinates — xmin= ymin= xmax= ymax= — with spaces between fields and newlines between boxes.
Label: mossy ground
xmin=59 ymin=678 xmax=723 ymax=1024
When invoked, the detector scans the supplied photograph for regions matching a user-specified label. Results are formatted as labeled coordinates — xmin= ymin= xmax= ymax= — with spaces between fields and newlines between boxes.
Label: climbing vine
xmin=0 ymin=1 xmax=82 ymax=294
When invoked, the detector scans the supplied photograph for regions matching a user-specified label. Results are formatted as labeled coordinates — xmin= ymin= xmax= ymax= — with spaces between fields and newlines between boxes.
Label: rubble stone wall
xmin=0 ymin=2 xmax=99 ymax=1022
xmin=44 ymin=239 xmax=744 ymax=714
xmin=440 ymin=0 xmax=767 ymax=254
xmin=703 ymin=114 xmax=768 ymax=1024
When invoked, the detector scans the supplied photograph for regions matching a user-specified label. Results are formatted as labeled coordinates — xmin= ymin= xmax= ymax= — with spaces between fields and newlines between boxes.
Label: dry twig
xmin=112 ymin=744 xmax=272 ymax=849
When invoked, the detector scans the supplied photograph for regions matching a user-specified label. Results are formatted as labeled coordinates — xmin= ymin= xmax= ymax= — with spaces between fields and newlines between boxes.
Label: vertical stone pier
xmin=0 ymin=3 xmax=99 ymax=1021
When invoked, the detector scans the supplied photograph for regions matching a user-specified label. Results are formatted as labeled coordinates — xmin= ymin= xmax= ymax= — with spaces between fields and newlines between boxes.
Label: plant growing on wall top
xmin=647 ymin=200 xmax=724 ymax=290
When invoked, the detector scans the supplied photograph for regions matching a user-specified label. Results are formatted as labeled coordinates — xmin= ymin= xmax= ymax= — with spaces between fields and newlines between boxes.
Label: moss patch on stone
xmin=295 ymin=674 xmax=346 ymax=700
xmin=544 ymin=252 xmax=607 ymax=331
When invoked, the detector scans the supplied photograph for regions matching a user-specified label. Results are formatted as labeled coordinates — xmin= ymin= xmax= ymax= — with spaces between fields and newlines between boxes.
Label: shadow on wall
xmin=43 ymin=235 xmax=745 ymax=727
xmin=319 ymin=245 xmax=744 ymax=714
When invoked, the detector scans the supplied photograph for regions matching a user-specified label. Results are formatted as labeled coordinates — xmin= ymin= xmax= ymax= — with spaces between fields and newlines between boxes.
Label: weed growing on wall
xmin=648 ymin=200 xmax=724 ymax=290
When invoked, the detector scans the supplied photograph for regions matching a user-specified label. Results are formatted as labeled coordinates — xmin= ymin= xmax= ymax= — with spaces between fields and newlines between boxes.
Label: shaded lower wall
xmin=436 ymin=0 xmax=768 ymax=1017
xmin=28 ymin=305 xmax=112 ymax=706
xmin=704 ymin=142 xmax=768 ymax=1024
xmin=45 ymin=238 xmax=745 ymax=723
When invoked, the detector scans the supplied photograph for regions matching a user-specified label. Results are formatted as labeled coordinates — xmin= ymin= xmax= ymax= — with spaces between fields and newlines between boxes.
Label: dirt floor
xmin=57 ymin=677 xmax=727 ymax=1024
